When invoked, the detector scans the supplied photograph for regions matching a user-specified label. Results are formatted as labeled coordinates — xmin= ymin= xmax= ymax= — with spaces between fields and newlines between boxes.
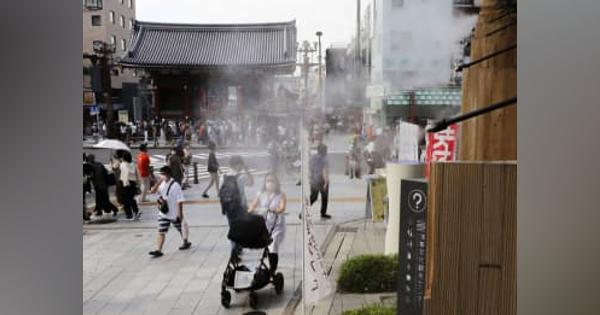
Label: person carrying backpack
xmin=219 ymin=155 xmax=254 ymax=259
xmin=220 ymin=155 xmax=254 ymax=219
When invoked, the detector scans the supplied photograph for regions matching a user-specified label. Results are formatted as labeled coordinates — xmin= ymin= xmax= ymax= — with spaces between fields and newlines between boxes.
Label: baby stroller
xmin=221 ymin=214 xmax=284 ymax=309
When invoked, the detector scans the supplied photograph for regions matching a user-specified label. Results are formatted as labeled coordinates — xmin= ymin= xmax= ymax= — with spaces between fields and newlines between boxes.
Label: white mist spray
xmin=376 ymin=0 xmax=477 ymax=90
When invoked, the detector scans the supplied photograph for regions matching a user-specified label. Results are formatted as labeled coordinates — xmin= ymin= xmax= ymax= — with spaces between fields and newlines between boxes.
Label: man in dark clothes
xmin=309 ymin=144 xmax=331 ymax=219
xmin=87 ymin=154 xmax=119 ymax=217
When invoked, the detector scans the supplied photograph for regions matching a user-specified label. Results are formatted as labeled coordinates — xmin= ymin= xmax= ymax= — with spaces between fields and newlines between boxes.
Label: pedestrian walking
xmin=181 ymin=143 xmax=193 ymax=189
xmin=137 ymin=144 xmax=151 ymax=203
xmin=220 ymin=155 xmax=254 ymax=214
xmin=219 ymin=155 xmax=254 ymax=259
xmin=110 ymin=151 xmax=124 ymax=207
xmin=119 ymin=151 xmax=140 ymax=220
xmin=167 ymin=147 xmax=185 ymax=187
xmin=202 ymin=141 xmax=220 ymax=198
xmin=309 ymin=144 xmax=331 ymax=219
xmin=248 ymin=173 xmax=287 ymax=275
xmin=87 ymin=154 xmax=119 ymax=218
xmin=148 ymin=166 xmax=191 ymax=258
xmin=83 ymin=154 xmax=93 ymax=221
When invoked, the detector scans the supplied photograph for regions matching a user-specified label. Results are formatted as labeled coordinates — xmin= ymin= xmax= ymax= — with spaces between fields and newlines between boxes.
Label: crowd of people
xmin=83 ymin=143 xmax=295 ymax=275
xmin=343 ymin=125 xmax=396 ymax=178
xmin=84 ymin=115 xmax=300 ymax=151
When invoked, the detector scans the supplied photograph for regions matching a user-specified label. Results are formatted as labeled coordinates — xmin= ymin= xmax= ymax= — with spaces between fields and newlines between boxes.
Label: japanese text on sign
xmin=425 ymin=124 xmax=459 ymax=177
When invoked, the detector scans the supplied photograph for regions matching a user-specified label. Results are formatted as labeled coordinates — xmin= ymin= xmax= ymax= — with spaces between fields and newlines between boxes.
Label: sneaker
xmin=148 ymin=250 xmax=163 ymax=257
xmin=321 ymin=214 xmax=332 ymax=219
xmin=179 ymin=241 xmax=192 ymax=250
xmin=126 ymin=216 xmax=135 ymax=221
xmin=112 ymin=210 xmax=118 ymax=217
xmin=202 ymin=193 xmax=209 ymax=199
xmin=134 ymin=211 xmax=142 ymax=220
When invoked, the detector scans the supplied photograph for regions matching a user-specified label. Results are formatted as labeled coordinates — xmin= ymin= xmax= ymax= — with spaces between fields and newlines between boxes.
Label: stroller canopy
xmin=227 ymin=214 xmax=272 ymax=249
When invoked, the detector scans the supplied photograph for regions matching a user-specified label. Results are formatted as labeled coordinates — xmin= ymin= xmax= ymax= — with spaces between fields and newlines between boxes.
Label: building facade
xmin=83 ymin=0 xmax=139 ymax=125
xmin=358 ymin=0 xmax=479 ymax=127
xmin=119 ymin=21 xmax=297 ymax=122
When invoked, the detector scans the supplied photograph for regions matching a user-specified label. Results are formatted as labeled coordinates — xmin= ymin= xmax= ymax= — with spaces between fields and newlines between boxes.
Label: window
xmin=129 ymin=19 xmax=134 ymax=30
xmin=128 ymin=0 xmax=133 ymax=8
xmin=91 ymin=15 xmax=101 ymax=26
xmin=119 ymin=0 xmax=124 ymax=4
xmin=110 ymin=35 xmax=116 ymax=46
xmin=119 ymin=15 xmax=125 ymax=28
xmin=109 ymin=11 xmax=115 ymax=24
xmin=121 ymin=39 xmax=127 ymax=51
xmin=84 ymin=0 xmax=103 ymax=10
xmin=393 ymin=0 xmax=404 ymax=8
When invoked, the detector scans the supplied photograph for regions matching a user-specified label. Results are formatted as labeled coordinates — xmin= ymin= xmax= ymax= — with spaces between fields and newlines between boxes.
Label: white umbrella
xmin=92 ymin=139 xmax=130 ymax=151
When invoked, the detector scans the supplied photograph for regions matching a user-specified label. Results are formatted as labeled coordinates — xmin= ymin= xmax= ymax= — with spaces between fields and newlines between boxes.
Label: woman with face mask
xmin=248 ymin=173 xmax=286 ymax=275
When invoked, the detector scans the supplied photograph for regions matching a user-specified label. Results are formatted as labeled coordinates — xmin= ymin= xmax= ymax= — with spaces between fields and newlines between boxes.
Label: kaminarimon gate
xmin=119 ymin=20 xmax=297 ymax=120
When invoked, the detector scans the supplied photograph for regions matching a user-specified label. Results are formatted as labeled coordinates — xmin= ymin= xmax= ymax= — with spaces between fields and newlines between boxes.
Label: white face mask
xmin=265 ymin=182 xmax=276 ymax=192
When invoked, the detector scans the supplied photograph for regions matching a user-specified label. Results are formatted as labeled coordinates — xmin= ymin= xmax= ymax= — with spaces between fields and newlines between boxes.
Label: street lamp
xmin=315 ymin=31 xmax=324 ymax=114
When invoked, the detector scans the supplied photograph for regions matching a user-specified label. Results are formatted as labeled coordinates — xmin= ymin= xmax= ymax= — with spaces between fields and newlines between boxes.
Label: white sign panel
xmin=397 ymin=121 xmax=420 ymax=161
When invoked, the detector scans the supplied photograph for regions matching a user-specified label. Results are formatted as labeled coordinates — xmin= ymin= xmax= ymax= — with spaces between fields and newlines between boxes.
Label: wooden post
xmin=458 ymin=1 xmax=517 ymax=161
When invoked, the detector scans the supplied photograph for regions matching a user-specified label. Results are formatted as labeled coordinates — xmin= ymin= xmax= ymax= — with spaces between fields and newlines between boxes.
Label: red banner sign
xmin=425 ymin=124 xmax=459 ymax=178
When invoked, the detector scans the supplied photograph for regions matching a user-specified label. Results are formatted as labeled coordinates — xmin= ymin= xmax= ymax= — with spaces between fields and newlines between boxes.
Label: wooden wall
xmin=425 ymin=162 xmax=517 ymax=315
xmin=459 ymin=1 xmax=517 ymax=160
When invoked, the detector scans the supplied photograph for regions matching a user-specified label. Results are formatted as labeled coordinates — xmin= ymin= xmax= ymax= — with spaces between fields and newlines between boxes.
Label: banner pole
xmin=301 ymin=109 xmax=307 ymax=315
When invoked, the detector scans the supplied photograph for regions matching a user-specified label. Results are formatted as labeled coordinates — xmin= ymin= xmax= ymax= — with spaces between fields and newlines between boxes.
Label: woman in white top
xmin=119 ymin=151 xmax=140 ymax=220
xmin=248 ymin=173 xmax=286 ymax=275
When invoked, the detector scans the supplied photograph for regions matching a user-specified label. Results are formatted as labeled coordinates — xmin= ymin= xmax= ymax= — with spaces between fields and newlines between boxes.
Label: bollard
xmin=193 ymin=162 xmax=199 ymax=184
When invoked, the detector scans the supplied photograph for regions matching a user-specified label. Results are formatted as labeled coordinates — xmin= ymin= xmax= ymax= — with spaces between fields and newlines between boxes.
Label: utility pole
xmin=84 ymin=41 xmax=116 ymax=138
xmin=297 ymin=41 xmax=317 ymax=111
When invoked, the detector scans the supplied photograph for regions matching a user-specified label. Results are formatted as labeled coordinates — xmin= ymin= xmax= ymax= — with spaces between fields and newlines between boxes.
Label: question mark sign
xmin=409 ymin=190 xmax=425 ymax=213
xmin=413 ymin=193 xmax=423 ymax=210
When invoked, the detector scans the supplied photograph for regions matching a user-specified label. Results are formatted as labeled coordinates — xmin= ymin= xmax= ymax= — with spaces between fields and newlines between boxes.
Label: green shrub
xmin=337 ymin=254 xmax=398 ymax=293
xmin=342 ymin=304 xmax=396 ymax=315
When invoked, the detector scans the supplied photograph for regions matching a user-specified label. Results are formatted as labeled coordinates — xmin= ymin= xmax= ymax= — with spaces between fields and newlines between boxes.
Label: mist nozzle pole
xmin=455 ymin=43 xmax=517 ymax=72
xmin=427 ymin=96 xmax=517 ymax=133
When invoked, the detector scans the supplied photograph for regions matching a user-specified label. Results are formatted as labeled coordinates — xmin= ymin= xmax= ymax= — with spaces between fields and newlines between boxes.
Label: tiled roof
xmin=386 ymin=88 xmax=462 ymax=106
xmin=119 ymin=20 xmax=297 ymax=72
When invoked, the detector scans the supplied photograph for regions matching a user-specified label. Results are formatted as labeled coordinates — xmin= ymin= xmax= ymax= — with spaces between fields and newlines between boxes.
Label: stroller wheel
xmin=249 ymin=291 xmax=258 ymax=309
xmin=221 ymin=290 xmax=231 ymax=308
xmin=273 ymin=272 xmax=284 ymax=295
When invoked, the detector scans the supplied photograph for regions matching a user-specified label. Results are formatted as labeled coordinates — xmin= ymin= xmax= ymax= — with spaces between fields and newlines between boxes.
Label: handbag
xmin=158 ymin=180 xmax=176 ymax=214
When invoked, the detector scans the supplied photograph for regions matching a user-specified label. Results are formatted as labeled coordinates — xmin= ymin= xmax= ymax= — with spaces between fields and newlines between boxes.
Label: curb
xmin=281 ymin=220 xmax=342 ymax=315
xmin=282 ymin=217 xmax=368 ymax=315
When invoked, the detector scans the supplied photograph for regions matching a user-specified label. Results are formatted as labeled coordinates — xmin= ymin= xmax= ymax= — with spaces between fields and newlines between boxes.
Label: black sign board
xmin=398 ymin=178 xmax=428 ymax=315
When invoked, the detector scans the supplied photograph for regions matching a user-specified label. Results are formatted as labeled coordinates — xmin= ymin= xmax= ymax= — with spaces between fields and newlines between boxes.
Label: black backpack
xmin=219 ymin=175 xmax=243 ymax=219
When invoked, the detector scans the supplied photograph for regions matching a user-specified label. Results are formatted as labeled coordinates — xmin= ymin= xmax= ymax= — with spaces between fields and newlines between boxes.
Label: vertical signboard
xmin=397 ymin=121 xmax=421 ymax=161
xmin=398 ymin=178 xmax=428 ymax=315
xmin=425 ymin=124 xmax=459 ymax=178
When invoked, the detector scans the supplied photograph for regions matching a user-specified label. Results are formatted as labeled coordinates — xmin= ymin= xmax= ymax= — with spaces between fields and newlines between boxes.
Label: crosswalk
xmin=191 ymin=151 xmax=270 ymax=160
xmin=100 ymin=151 xmax=271 ymax=181
xmin=149 ymin=154 xmax=268 ymax=180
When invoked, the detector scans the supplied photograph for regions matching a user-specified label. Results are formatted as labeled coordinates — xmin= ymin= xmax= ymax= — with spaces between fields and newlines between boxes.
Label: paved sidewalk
xmin=84 ymin=173 xmax=368 ymax=315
